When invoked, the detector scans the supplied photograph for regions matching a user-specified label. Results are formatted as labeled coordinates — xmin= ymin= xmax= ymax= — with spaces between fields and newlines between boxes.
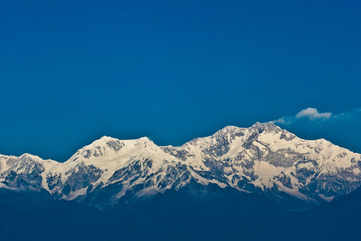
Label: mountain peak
xmin=92 ymin=136 xmax=153 ymax=144
xmin=137 ymin=136 xmax=153 ymax=142
xmin=1 ymin=123 xmax=361 ymax=208
xmin=90 ymin=136 xmax=117 ymax=145
xmin=251 ymin=121 xmax=281 ymax=131
xmin=19 ymin=153 xmax=44 ymax=161
xmin=213 ymin=125 xmax=243 ymax=136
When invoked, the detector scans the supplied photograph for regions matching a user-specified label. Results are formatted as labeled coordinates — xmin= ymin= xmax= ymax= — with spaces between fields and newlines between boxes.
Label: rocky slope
xmin=1 ymin=122 xmax=361 ymax=208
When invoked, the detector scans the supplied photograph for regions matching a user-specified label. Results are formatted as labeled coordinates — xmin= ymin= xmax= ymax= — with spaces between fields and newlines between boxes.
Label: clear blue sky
xmin=1 ymin=0 xmax=361 ymax=161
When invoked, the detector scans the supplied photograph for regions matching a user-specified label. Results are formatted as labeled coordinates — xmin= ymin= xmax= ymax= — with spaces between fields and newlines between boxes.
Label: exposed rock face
xmin=1 ymin=122 xmax=361 ymax=208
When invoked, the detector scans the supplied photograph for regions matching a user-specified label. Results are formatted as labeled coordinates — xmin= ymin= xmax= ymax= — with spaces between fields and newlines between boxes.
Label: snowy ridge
xmin=1 ymin=122 xmax=361 ymax=206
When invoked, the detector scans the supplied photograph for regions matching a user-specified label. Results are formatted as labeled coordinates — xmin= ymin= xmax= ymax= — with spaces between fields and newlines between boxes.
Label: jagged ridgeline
xmin=1 ymin=122 xmax=361 ymax=209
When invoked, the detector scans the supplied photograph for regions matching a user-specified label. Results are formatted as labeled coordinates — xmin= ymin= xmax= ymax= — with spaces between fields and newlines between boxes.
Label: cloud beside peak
xmin=273 ymin=107 xmax=334 ymax=125
xmin=273 ymin=107 xmax=361 ymax=126
xmin=295 ymin=107 xmax=332 ymax=120
xmin=271 ymin=107 xmax=361 ymax=153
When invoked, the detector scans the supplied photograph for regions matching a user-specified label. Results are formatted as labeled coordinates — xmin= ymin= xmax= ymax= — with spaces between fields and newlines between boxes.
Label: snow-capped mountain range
xmin=1 ymin=122 xmax=361 ymax=207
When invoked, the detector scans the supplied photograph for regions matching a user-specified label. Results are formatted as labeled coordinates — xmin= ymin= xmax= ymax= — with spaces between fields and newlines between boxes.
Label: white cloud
xmin=295 ymin=107 xmax=332 ymax=120
xmin=273 ymin=107 xmax=361 ymax=125
xmin=273 ymin=107 xmax=336 ymax=125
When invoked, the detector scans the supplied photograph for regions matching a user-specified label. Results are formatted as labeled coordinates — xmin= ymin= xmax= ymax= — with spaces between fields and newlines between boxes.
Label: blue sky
xmin=0 ymin=0 xmax=360 ymax=161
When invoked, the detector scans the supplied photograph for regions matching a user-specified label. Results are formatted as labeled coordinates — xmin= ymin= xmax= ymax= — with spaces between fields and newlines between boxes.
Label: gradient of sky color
xmin=1 ymin=0 xmax=360 ymax=161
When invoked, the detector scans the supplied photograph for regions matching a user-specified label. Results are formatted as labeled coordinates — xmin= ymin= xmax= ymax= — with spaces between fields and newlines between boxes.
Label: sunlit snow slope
xmin=1 ymin=122 xmax=361 ymax=207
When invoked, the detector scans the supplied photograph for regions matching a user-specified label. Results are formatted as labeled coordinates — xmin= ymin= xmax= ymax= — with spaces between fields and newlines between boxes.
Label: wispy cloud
xmin=295 ymin=107 xmax=332 ymax=120
xmin=271 ymin=107 xmax=361 ymax=153
xmin=273 ymin=107 xmax=359 ymax=125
